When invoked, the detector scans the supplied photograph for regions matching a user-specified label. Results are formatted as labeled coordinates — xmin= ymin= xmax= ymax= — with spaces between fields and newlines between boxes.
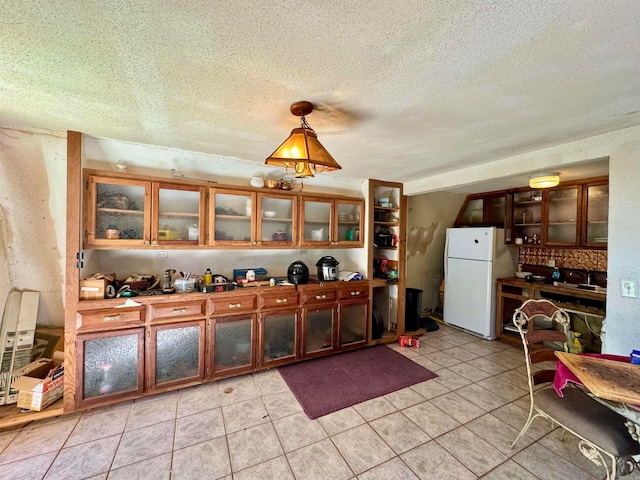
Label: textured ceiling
xmin=2 ymin=1 xmax=639 ymax=190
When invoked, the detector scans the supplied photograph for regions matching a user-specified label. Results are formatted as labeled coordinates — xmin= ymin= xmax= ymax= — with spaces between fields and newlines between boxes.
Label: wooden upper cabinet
xmin=455 ymin=192 xmax=506 ymax=227
xmin=257 ymin=192 xmax=297 ymax=247
xmin=300 ymin=196 xmax=333 ymax=247
xmin=84 ymin=174 xmax=206 ymax=248
xmin=503 ymin=176 xmax=608 ymax=248
xmin=152 ymin=183 xmax=206 ymax=246
xmin=506 ymin=189 xmax=543 ymax=245
xmin=299 ymin=195 xmax=364 ymax=247
xmin=582 ymin=180 xmax=609 ymax=247
xmin=209 ymin=187 xmax=256 ymax=247
xmin=334 ymin=199 xmax=364 ymax=247
xmin=83 ymin=169 xmax=364 ymax=250
xmin=544 ymin=185 xmax=581 ymax=246
xmin=84 ymin=175 xmax=152 ymax=248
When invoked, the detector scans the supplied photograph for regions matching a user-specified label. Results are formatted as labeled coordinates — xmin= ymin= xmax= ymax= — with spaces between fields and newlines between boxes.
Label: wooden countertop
xmin=556 ymin=352 xmax=640 ymax=405
xmin=499 ymin=277 xmax=607 ymax=301
xmin=76 ymin=279 xmax=370 ymax=308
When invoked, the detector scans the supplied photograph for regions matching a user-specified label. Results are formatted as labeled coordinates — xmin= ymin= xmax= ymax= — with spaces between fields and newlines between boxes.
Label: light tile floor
xmin=1 ymin=323 xmax=639 ymax=479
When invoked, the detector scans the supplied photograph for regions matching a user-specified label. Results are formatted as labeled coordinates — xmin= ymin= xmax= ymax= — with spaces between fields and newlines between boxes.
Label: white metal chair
xmin=511 ymin=299 xmax=640 ymax=479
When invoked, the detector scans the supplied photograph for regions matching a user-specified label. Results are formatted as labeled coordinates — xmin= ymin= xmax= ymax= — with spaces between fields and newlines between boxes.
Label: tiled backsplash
xmin=518 ymin=246 xmax=607 ymax=272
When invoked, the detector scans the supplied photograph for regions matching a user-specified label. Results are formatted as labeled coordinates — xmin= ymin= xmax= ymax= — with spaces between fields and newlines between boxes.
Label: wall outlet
xmin=548 ymin=259 xmax=556 ymax=267
xmin=621 ymin=279 xmax=637 ymax=298
xmin=156 ymin=251 xmax=168 ymax=258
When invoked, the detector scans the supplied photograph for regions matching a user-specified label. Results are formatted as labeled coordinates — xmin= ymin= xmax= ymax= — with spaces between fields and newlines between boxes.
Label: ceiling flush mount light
xmin=529 ymin=172 xmax=560 ymax=189
xmin=265 ymin=101 xmax=341 ymax=178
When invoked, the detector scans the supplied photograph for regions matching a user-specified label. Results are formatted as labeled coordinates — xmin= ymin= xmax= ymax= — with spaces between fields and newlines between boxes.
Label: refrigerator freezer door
xmin=446 ymin=227 xmax=495 ymax=262
xmin=443 ymin=257 xmax=496 ymax=339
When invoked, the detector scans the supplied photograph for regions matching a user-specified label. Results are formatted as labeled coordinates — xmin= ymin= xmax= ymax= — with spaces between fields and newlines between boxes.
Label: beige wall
xmin=406 ymin=192 xmax=465 ymax=314
xmin=0 ymin=129 xmax=67 ymax=326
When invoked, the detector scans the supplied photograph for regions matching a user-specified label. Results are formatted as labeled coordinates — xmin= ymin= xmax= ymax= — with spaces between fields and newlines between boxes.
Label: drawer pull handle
xmin=350 ymin=291 xmax=361 ymax=296
xmin=103 ymin=314 xmax=121 ymax=322
xmin=276 ymin=298 xmax=288 ymax=303
xmin=315 ymin=294 xmax=327 ymax=300
xmin=172 ymin=308 xmax=187 ymax=314
xmin=229 ymin=303 xmax=241 ymax=309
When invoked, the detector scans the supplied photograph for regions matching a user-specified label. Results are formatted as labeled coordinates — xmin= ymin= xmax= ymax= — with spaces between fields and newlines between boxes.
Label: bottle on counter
xmin=204 ymin=268 xmax=213 ymax=284
xmin=552 ymin=267 xmax=561 ymax=282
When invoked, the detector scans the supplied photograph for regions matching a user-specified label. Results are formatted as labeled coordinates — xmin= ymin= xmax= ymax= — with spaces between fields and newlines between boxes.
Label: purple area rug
xmin=278 ymin=345 xmax=438 ymax=419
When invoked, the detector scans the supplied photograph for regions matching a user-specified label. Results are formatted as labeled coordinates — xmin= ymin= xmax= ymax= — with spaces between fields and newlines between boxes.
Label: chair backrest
xmin=513 ymin=299 xmax=570 ymax=389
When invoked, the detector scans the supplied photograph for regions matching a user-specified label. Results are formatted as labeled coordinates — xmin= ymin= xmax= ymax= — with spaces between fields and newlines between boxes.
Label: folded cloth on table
xmin=554 ymin=353 xmax=629 ymax=397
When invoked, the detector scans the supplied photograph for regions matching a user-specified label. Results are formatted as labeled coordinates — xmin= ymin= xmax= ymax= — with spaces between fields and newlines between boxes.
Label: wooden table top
xmin=555 ymin=351 xmax=640 ymax=405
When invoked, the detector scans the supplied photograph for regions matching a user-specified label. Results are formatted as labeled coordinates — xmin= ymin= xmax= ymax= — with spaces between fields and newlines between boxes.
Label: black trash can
xmin=405 ymin=288 xmax=423 ymax=332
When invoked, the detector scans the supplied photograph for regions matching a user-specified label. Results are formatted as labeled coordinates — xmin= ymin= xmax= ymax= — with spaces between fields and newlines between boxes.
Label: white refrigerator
xmin=443 ymin=227 xmax=516 ymax=339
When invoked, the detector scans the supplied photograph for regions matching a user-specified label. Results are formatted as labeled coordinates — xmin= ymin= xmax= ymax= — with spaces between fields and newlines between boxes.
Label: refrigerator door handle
xmin=444 ymin=232 xmax=450 ymax=280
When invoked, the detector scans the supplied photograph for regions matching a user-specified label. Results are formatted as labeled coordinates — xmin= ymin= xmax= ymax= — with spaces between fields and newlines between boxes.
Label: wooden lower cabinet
xmin=211 ymin=314 xmax=256 ymax=377
xmin=339 ymin=300 xmax=368 ymax=349
xmin=75 ymin=327 xmax=145 ymax=409
xmin=302 ymin=306 xmax=337 ymax=358
xmin=148 ymin=321 xmax=205 ymax=391
xmin=258 ymin=308 xmax=299 ymax=368
xmin=496 ymin=278 xmax=606 ymax=349
xmin=71 ymin=281 xmax=373 ymax=411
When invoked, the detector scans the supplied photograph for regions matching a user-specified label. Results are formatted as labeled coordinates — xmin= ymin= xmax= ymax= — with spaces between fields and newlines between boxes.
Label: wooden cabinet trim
xmin=77 ymin=306 xmax=145 ymax=332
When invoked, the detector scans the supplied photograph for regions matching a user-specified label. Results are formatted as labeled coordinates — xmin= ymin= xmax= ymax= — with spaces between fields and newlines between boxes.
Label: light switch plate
xmin=621 ymin=279 xmax=637 ymax=298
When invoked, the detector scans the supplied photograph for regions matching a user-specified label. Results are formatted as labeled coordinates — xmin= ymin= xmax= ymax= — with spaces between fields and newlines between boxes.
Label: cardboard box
xmin=11 ymin=352 xmax=64 ymax=411
xmin=79 ymin=279 xmax=107 ymax=300
xmin=399 ymin=335 xmax=420 ymax=348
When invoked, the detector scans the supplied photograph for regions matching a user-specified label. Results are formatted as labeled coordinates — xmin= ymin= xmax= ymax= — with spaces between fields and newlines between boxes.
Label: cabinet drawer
xmin=149 ymin=300 xmax=206 ymax=321
xmin=259 ymin=290 xmax=298 ymax=310
xmin=77 ymin=306 xmax=145 ymax=331
xmin=300 ymin=288 xmax=337 ymax=305
xmin=210 ymin=295 xmax=256 ymax=315
xmin=338 ymin=284 xmax=369 ymax=300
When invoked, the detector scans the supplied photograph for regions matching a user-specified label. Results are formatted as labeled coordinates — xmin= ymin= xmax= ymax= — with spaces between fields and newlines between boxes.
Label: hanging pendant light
xmin=265 ymin=101 xmax=341 ymax=178
xmin=529 ymin=172 xmax=560 ymax=189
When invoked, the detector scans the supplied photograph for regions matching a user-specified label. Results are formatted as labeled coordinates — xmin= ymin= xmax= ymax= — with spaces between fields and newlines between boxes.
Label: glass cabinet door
xmin=257 ymin=193 xmax=296 ymax=246
xmin=260 ymin=309 xmax=298 ymax=367
xmin=300 ymin=197 xmax=332 ymax=246
xmin=487 ymin=195 xmax=506 ymax=226
xmin=511 ymin=190 xmax=542 ymax=245
xmin=150 ymin=321 xmax=204 ymax=389
xmin=153 ymin=184 xmax=204 ymax=246
xmin=86 ymin=176 xmax=151 ymax=247
xmin=546 ymin=187 xmax=579 ymax=245
xmin=459 ymin=198 xmax=484 ymax=225
xmin=77 ymin=328 xmax=144 ymax=407
xmin=335 ymin=199 xmax=364 ymax=246
xmin=339 ymin=301 xmax=367 ymax=348
xmin=210 ymin=189 xmax=255 ymax=246
xmin=212 ymin=314 xmax=255 ymax=375
xmin=303 ymin=307 xmax=335 ymax=357
xmin=585 ymin=184 xmax=609 ymax=246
